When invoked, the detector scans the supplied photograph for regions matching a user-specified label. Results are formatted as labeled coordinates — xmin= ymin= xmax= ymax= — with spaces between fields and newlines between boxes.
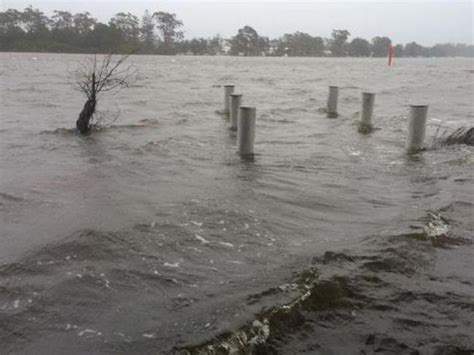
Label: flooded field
xmin=1 ymin=53 xmax=473 ymax=354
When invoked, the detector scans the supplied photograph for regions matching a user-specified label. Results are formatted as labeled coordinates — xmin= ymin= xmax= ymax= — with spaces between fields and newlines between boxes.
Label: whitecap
xmin=195 ymin=234 xmax=210 ymax=244
xmin=218 ymin=242 xmax=234 ymax=248
xmin=78 ymin=329 xmax=101 ymax=337
xmin=164 ymin=262 xmax=180 ymax=268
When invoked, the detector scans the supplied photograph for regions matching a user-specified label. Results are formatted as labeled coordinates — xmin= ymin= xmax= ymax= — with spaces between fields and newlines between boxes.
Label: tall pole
xmin=229 ymin=94 xmax=242 ymax=131
xmin=224 ymin=85 xmax=235 ymax=116
xmin=238 ymin=106 xmax=256 ymax=158
xmin=388 ymin=45 xmax=394 ymax=66
xmin=406 ymin=105 xmax=428 ymax=152
xmin=327 ymin=86 xmax=339 ymax=118
xmin=359 ymin=92 xmax=375 ymax=133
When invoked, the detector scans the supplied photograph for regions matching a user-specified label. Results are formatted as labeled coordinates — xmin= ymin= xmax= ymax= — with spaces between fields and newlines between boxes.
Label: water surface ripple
xmin=0 ymin=54 xmax=473 ymax=354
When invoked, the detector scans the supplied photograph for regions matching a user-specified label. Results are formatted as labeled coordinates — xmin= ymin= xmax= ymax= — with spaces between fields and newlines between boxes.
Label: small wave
xmin=39 ymin=119 xmax=159 ymax=135
xmin=0 ymin=192 xmax=25 ymax=202
xmin=341 ymin=95 xmax=359 ymax=103
xmin=251 ymin=77 xmax=275 ymax=85
xmin=432 ymin=127 xmax=474 ymax=147
xmin=107 ymin=123 xmax=151 ymax=129
xmin=137 ymin=118 xmax=159 ymax=126
xmin=258 ymin=117 xmax=294 ymax=124
xmin=258 ymin=140 xmax=304 ymax=145
xmin=40 ymin=127 xmax=76 ymax=135
xmin=178 ymin=208 xmax=474 ymax=353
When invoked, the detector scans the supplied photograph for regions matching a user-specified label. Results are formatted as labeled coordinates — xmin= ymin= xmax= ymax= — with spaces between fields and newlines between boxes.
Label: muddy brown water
xmin=0 ymin=53 xmax=473 ymax=354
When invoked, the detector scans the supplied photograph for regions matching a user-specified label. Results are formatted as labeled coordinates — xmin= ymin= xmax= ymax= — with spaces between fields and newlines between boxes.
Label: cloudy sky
xmin=2 ymin=0 xmax=473 ymax=45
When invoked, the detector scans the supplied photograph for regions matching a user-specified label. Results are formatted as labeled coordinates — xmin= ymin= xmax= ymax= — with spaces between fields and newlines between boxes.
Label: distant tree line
xmin=1 ymin=6 xmax=473 ymax=57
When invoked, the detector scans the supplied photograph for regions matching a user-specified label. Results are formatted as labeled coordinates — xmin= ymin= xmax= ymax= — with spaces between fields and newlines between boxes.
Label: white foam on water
xmin=78 ymin=329 xmax=101 ymax=337
xmin=164 ymin=262 xmax=180 ymax=268
xmin=218 ymin=242 xmax=234 ymax=248
xmin=195 ymin=234 xmax=210 ymax=244
xmin=424 ymin=212 xmax=449 ymax=238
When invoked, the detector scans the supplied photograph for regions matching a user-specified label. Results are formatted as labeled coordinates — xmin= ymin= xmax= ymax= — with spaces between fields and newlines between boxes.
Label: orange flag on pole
xmin=388 ymin=45 xmax=394 ymax=66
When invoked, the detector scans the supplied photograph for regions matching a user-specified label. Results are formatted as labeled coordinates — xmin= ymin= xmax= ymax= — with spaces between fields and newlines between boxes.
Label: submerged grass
xmin=431 ymin=126 xmax=474 ymax=148
xmin=174 ymin=270 xmax=359 ymax=355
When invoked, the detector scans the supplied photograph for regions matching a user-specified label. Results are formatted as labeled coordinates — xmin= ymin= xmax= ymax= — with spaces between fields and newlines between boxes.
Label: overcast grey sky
xmin=2 ymin=1 xmax=473 ymax=45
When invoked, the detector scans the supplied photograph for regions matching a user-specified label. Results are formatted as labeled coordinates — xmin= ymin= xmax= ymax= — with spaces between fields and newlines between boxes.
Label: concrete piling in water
xmin=358 ymin=92 xmax=375 ymax=133
xmin=229 ymin=94 xmax=242 ymax=131
xmin=238 ymin=106 xmax=256 ymax=158
xmin=406 ymin=105 xmax=428 ymax=152
xmin=327 ymin=86 xmax=339 ymax=118
xmin=224 ymin=85 xmax=235 ymax=116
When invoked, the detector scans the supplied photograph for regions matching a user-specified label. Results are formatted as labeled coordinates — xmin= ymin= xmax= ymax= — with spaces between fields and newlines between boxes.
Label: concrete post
xmin=358 ymin=92 xmax=375 ymax=132
xmin=406 ymin=105 xmax=428 ymax=152
xmin=238 ymin=106 xmax=256 ymax=157
xmin=327 ymin=86 xmax=339 ymax=118
xmin=224 ymin=85 xmax=235 ymax=116
xmin=361 ymin=92 xmax=375 ymax=126
xmin=229 ymin=94 xmax=242 ymax=131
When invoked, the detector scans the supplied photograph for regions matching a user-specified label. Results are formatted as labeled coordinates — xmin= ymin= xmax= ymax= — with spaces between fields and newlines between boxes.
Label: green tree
xmin=0 ymin=9 xmax=22 ymax=32
xmin=73 ymin=12 xmax=97 ymax=35
xmin=21 ymin=6 xmax=51 ymax=34
xmin=109 ymin=12 xmax=140 ymax=52
xmin=277 ymin=32 xmax=324 ymax=57
xmin=109 ymin=12 xmax=139 ymax=41
xmin=371 ymin=36 xmax=392 ymax=57
xmin=405 ymin=42 xmax=425 ymax=57
xmin=257 ymin=36 xmax=270 ymax=56
xmin=454 ymin=43 xmax=474 ymax=57
xmin=153 ymin=11 xmax=184 ymax=54
xmin=230 ymin=25 xmax=259 ymax=56
xmin=84 ymin=23 xmax=122 ymax=53
xmin=393 ymin=44 xmax=404 ymax=57
xmin=51 ymin=10 xmax=73 ymax=30
xmin=188 ymin=38 xmax=207 ymax=55
xmin=268 ymin=38 xmax=280 ymax=56
xmin=348 ymin=37 xmax=371 ymax=57
xmin=140 ymin=10 xmax=155 ymax=50
xmin=207 ymin=35 xmax=224 ymax=55
xmin=429 ymin=43 xmax=454 ymax=57
xmin=329 ymin=29 xmax=350 ymax=56
xmin=0 ymin=9 xmax=24 ymax=50
xmin=50 ymin=11 xmax=78 ymax=51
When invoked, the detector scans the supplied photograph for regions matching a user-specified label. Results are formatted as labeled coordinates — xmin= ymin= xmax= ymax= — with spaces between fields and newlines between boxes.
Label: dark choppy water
xmin=0 ymin=53 xmax=473 ymax=354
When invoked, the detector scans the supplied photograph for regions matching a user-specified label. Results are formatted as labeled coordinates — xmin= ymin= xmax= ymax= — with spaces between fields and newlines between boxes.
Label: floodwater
xmin=0 ymin=53 xmax=473 ymax=354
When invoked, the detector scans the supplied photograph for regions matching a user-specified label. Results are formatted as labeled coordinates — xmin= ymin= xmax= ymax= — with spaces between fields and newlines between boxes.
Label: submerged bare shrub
xmin=431 ymin=126 xmax=474 ymax=148
xmin=439 ymin=127 xmax=474 ymax=146
xmin=73 ymin=54 xmax=139 ymax=134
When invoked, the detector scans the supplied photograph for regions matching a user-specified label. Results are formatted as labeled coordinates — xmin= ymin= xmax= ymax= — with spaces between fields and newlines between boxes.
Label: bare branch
xmin=73 ymin=53 xmax=140 ymax=134
xmin=74 ymin=53 xmax=138 ymax=99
